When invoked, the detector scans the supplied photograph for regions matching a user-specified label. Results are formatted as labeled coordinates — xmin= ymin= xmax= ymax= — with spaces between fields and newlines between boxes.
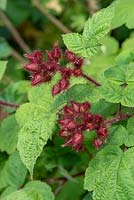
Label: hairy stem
xmin=0 ymin=10 xmax=31 ymax=53
xmin=32 ymin=0 xmax=71 ymax=33
xmin=0 ymin=100 xmax=19 ymax=108
xmin=104 ymin=114 xmax=132 ymax=125
xmin=82 ymin=73 xmax=101 ymax=86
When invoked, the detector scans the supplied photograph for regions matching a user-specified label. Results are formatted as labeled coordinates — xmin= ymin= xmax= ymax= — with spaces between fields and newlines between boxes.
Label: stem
xmin=87 ymin=0 xmax=99 ymax=16
xmin=0 ymin=100 xmax=19 ymax=108
xmin=32 ymin=0 xmax=71 ymax=34
xmin=0 ymin=10 xmax=31 ymax=53
xmin=104 ymin=114 xmax=132 ymax=125
xmin=45 ymin=172 xmax=84 ymax=195
xmin=82 ymin=73 xmax=101 ymax=86
xmin=11 ymin=48 xmax=25 ymax=63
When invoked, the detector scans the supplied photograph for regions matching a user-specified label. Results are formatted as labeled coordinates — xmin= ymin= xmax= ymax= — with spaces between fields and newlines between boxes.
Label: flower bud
xmin=73 ymin=57 xmax=84 ymax=68
xmin=93 ymin=138 xmax=103 ymax=149
xmin=24 ymin=51 xmax=43 ymax=63
xmin=65 ymin=50 xmax=76 ymax=62
xmin=73 ymin=68 xmax=82 ymax=77
xmin=97 ymin=127 xmax=108 ymax=139
xmin=23 ymin=63 xmax=41 ymax=72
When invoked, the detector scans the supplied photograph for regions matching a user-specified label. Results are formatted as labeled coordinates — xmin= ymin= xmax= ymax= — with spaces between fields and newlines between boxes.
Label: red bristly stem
xmin=0 ymin=100 xmax=19 ymax=108
xmin=82 ymin=73 xmax=101 ymax=86
xmin=104 ymin=114 xmax=132 ymax=125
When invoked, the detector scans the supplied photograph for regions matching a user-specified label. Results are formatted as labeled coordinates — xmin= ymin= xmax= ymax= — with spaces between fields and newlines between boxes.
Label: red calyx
xmin=65 ymin=50 xmax=76 ymax=62
xmin=24 ymin=51 xmax=43 ymax=63
xmin=72 ymin=132 xmax=84 ymax=152
xmin=73 ymin=57 xmax=84 ymax=68
xmin=93 ymin=138 xmax=103 ymax=149
xmin=23 ymin=63 xmax=41 ymax=73
xmin=73 ymin=68 xmax=82 ymax=77
xmin=97 ymin=127 xmax=108 ymax=139
xmin=47 ymin=42 xmax=62 ymax=62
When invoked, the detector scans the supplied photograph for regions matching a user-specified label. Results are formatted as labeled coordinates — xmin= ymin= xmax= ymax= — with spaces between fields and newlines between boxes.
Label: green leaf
xmin=84 ymin=146 xmax=134 ymax=200
xmin=115 ymin=50 xmax=134 ymax=64
xmin=62 ymin=33 xmax=100 ymax=58
xmin=112 ymin=0 xmax=134 ymax=29
xmin=108 ymin=125 xmax=128 ymax=146
xmin=2 ymin=181 xmax=54 ymax=200
xmin=5 ymin=0 xmax=31 ymax=26
xmin=83 ymin=6 xmax=114 ymax=39
xmin=0 ymin=152 xmax=27 ymax=190
xmin=99 ymin=82 xmax=122 ymax=103
xmin=100 ymin=36 xmax=119 ymax=55
xmin=124 ymin=117 xmax=134 ymax=147
xmin=0 ymin=61 xmax=7 ymax=81
xmin=0 ymin=38 xmax=11 ymax=58
xmin=104 ymin=64 xmax=134 ymax=85
xmin=16 ymin=83 xmax=58 ymax=176
xmin=0 ymin=115 xmax=19 ymax=154
xmin=0 ymin=0 xmax=7 ymax=10
xmin=52 ymin=84 xmax=101 ymax=111
xmin=99 ymin=83 xmax=134 ymax=107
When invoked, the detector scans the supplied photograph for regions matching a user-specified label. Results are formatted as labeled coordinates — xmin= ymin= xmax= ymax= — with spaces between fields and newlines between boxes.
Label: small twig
xmin=32 ymin=0 xmax=71 ymax=34
xmin=82 ymin=73 xmax=101 ymax=86
xmin=0 ymin=100 xmax=19 ymax=108
xmin=104 ymin=114 xmax=132 ymax=125
xmin=87 ymin=0 xmax=99 ymax=16
xmin=0 ymin=10 xmax=31 ymax=53
xmin=11 ymin=48 xmax=25 ymax=63
xmin=45 ymin=172 xmax=84 ymax=195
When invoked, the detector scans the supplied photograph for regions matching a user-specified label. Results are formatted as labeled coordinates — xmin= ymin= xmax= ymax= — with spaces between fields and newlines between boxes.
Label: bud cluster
xmin=23 ymin=43 xmax=84 ymax=95
xmin=58 ymin=101 xmax=108 ymax=152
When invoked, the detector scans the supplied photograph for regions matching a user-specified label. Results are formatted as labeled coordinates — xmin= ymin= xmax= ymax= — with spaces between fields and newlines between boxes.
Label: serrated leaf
xmin=16 ymin=83 xmax=58 ymax=175
xmin=99 ymin=83 xmax=134 ymax=107
xmin=0 ymin=61 xmax=7 ymax=80
xmin=99 ymin=82 xmax=122 ymax=103
xmin=62 ymin=33 xmax=100 ymax=58
xmin=108 ymin=125 xmax=128 ymax=146
xmin=0 ymin=115 xmax=19 ymax=154
xmin=2 ymin=181 xmax=54 ymax=200
xmin=112 ymin=0 xmax=134 ymax=29
xmin=0 ymin=152 xmax=27 ymax=190
xmin=84 ymin=146 xmax=134 ymax=200
xmin=104 ymin=64 xmax=134 ymax=85
xmin=52 ymin=84 xmax=101 ymax=111
xmin=83 ymin=6 xmax=114 ymax=39
xmin=124 ymin=117 xmax=134 ymax=147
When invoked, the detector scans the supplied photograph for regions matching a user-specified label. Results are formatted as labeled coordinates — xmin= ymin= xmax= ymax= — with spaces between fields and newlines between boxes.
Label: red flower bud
xmin=73 ymin=68 xmax=82 ymax=77
xmin=52 ymin=82 xmax=61 ymax=96
xmin=31 ymin=73 xmax=45 ymax=86
xmin=93 ymin=138 xmax=103 ymax=149
xmin=73 ymin=57 xmax=84 ymax=68
xmin=47 ymin=42 xmax=62 ymax=62
xmin=24 ymin=51 xmax=43 ymax=63
xmin=65 ymin=50 xmax=76 ymax=62
xmin=60 ymin=78 xmax=69 ymax=91
xmin=72 ymin=132 xmax=83 ymax=151
xmin=44 ymin=61 xmax=58 ymax=72
xmin=97 ymin=127 xmax=108 ymax=139
xmin=23 ymin=63 xmax=41 ymax=72
xmin=60 ymin=67 xmax=72 ymax=79
xmin=59 ymin=130 xmax=72 ymax=138
xmin=62 ymin=137 xmax=73 ymax=147
xmin=79 ymin=102 xmax=90 ymax=113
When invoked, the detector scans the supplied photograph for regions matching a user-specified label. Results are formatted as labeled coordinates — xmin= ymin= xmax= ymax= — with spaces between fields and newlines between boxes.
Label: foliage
xmin=1 ymin=0 xmax=134 ymax=199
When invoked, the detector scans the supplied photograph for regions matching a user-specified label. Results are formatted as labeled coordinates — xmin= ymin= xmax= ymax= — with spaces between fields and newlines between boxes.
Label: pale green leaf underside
xmin=62 ymin=33 xmax=100 ymax=58
xmin=83 ymin=6 xmax=114 ymax=39
xmin=84 ymin=146 xmax=134 ymax=200
xmin=2 ymin=181 xmax=54 ymax=200
xmin=0 ymin=61 xmax=7 ymax=80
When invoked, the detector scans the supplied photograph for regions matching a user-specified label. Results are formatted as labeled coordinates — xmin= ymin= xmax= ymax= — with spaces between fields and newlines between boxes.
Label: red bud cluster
xmin=58 ymin=101 xmax=108 ymax=152
xmin=23 ymin=43 xmax=84 ymax=96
